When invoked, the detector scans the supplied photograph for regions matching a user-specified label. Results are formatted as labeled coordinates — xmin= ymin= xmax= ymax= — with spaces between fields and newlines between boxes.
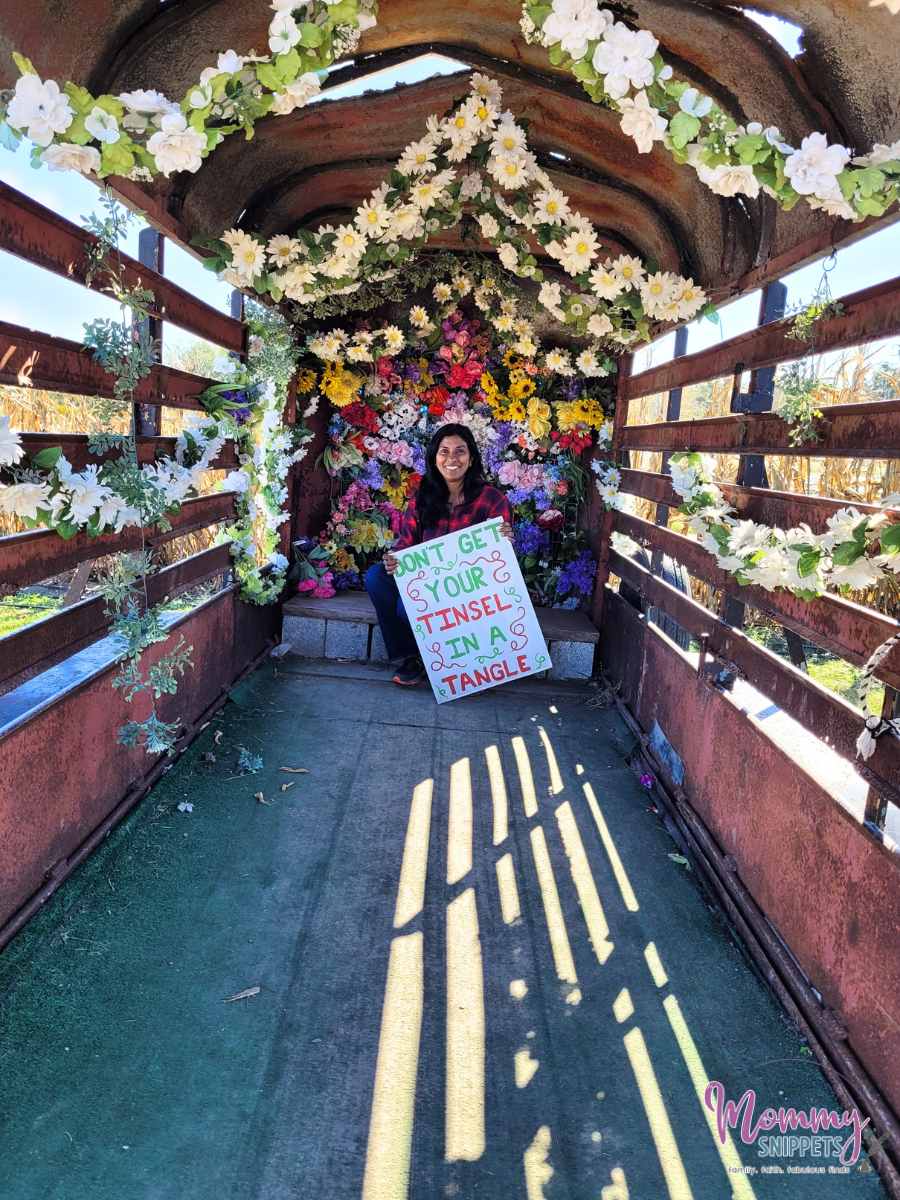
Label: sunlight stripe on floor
xmin=393 ymin=779 xmax=433 ymax=929
xmin=555 ymin=800 xmax=614 ymax=965
xmin=512 ymin=736 xmax=538 ymax=817
xmin=362 ymin=931 xmax=424 ymax=1200
xmin=529 ymin=826 xmax=581 ymax=1005
xmin=623 ymin=1026 xmax=693 ymax=1200
xmin=583 ymin=782 xmax=639 ymax=912
xmin=537 ymin=726 xmax=564 ymax=794
xmin=485 ymin=745 xmax=508 ymax=845
xmin=447 ymin=757 xmax=473 ymax=886
xmin=446 ymin=887 xmax=485 ymax=1162
xmin=644 ymin=942 xmax=668 ymax=989
xmin=524 ymin=1125 xmax=554 ymax=1199
xmin=663 ymin=993 xmax=757 ymax=1200
xmin=495 ymin=851 xmax=521 ymax=925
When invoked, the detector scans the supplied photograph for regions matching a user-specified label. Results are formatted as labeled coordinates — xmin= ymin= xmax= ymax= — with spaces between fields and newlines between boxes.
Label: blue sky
xmin=0 ymin=49 xmax=897 ymax=374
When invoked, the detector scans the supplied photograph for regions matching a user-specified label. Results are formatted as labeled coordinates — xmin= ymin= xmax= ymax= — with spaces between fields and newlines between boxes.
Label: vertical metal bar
xmin=281 ymin=377 xmax=299 ymax=558
xmin=134 ymin=228 xmax=164 ymax=437
xmin=591 ymin=352 xmax=632 ymax=631
xmin=654 ymin=324 xmax=689 ymax=530
xmin=722 ymin=281 xmax=787 ymax=629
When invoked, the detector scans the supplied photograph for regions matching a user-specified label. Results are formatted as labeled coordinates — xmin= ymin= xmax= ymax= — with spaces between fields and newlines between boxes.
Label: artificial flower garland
xmin=0 ymin=366 xmax=314 ymax=604
xmin=521 ymin=0 xmax=900 ymax=223
xmin=651 ymin=451 xmax=900 ymax=600
xmin=1 ymin=0 xmax=377 ymax=181
xmin=202 ymin=74 xmax=709 ymax=351
xmin=307 ymin=294 xmax=614 ymax=380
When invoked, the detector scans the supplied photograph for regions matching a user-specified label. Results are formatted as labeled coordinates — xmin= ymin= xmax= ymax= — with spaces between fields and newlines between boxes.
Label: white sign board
xmin=394 ymin=517 xmax=552 ymax=703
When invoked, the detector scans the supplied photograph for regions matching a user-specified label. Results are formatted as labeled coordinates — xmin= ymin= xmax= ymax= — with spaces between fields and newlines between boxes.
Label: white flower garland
xmin=662 ymin=451 xmax=900 ymax=599
xmin=208 ymin=74 xmax=708 ymax=350
xmin=521 ymin=1 xmax=900 ymax=223
xmin=0 ymin=394 xmax=313 ymax=603
xmin=307 ymin=293 xmax=614 ymax=380
xmin=2 ymin=0 xmax=377 ymax=181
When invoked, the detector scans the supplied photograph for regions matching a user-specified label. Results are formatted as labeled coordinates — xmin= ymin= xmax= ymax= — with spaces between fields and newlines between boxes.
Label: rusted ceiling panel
xmin=176 ymin=72 xmax=739 ymax=284
xmin=245 ymin=159 xmax=683 ymax=270
xmin=0 ymin=1 xmax=896 ymax=300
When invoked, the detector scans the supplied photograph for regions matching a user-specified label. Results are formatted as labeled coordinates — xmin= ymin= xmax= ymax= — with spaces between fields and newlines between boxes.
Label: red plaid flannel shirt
xmin=392 ymin=484 xmax=513 ymax=551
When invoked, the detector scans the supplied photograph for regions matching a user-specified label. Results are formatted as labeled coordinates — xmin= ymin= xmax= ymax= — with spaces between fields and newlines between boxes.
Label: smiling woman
xmin=364 ymin=423 xmax=513 ymax=685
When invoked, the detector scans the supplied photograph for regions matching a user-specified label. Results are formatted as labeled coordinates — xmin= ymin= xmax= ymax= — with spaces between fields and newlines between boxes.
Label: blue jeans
xmin=364 ymin=562 xmax=419 ymax=661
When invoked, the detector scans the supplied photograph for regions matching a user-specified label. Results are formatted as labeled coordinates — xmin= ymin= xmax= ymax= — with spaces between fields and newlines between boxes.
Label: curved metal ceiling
xmin=1 ymin=0 xmax=897 ymax=297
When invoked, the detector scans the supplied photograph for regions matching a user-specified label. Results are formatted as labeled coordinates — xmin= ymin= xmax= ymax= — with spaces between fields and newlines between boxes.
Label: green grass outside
xmin=744 ymin=622 xmax=886 ymax=713
xmin=0 ymin=592 xmax=61 ymax=638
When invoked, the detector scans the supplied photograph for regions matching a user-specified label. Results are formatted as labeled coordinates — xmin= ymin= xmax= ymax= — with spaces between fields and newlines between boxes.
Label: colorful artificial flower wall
xmin=298 ymin=306 xmax=610 ymax=608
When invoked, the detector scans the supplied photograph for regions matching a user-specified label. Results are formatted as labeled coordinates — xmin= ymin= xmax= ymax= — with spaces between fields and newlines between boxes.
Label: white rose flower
xmin=592 ymin=22 xmax=658 ymax=99
xmin=40 ymin=143 xmax=101 ymax=175
xmin=543 ymin=0 xmax=612 ymax=59
xmin=269 ymin=72 xmax=321 ymax=115
xmin=146 ymin=112 xmax=207 ymax=176
xmin=694 ymin=160 xmax=761 ymax=199
xmin=618 ymin=90 xmax=667 ymax=154
xmin=784 ymin=132 xmax=851 ymax=199
xmin=808 ymin=194 xmax=858 ymax=221
xmin=269 ymin=12 xmax=302 ymax=54
xmin=478 ymin=212 xmax=500 ymax=239
xmin=497 ymin=242 xmax=519 ymax=270
xmin=0 ymin=416 xmax=25 ymax=466
xmin=7 ymin=75 xmax=74 ymax=146
xmin=84 ymin=106 xmax=120 ymax=144
xmin=118 ymin=89 xmax=179 ymax=116
xmin=588 ymin=312 xmax=614 ymax=337
xmin=851 ymin=139 xmax=900 ymax=167
xmin=0 ymin=481 xmax=50 ymax=519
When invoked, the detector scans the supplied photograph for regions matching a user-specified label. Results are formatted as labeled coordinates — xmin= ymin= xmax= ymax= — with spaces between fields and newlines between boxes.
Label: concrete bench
xmin=282 ymin=591 xmax=599 ymax=680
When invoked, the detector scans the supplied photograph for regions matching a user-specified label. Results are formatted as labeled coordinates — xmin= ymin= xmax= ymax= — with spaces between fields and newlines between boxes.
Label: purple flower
xmin=360 ymin=459 xmax=383 ymax=490
xmin=515 ymin=521 xmax=550 ymax=557
xmin=557 ymin=550 xmax=597 ymax=598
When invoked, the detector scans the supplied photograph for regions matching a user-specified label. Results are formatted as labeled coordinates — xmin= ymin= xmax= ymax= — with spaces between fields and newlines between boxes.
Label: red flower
xmin=447 ymin=359 xmax=483 ymax=389
xmin=537 ymin=508 xmax=565 ymax=532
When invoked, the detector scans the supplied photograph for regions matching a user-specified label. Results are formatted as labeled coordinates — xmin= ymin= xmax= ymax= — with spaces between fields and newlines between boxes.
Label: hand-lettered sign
xmin=394 ymin=517 xmax=552 ymax=703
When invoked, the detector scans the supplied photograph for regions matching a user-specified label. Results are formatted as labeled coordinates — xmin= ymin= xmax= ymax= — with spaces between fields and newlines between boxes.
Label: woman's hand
xmin=383 ymin=551 xmax=399 ymax=576
xmin=499 ymin=521 xmax=513 ymax=541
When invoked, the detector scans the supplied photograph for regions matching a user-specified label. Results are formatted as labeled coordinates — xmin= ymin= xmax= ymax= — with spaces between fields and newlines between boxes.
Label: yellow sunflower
xmin=296 ymin=368 xmax=318 ymax=395
xmin=508 ymin=369 xmax=536 ymax=401
xmin=321 ymin=362 xmax=362 ymax=408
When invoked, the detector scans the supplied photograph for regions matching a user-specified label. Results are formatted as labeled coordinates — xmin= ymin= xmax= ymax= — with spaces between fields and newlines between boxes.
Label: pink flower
xmin=297 ymin=579 xmax=317 ymax=593
xmin=313 ymin=584 xmax=336 ymax=598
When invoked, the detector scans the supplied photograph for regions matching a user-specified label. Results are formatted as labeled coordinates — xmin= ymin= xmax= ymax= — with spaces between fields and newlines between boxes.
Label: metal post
xmin=722 ymin=281 xmax=788 ymax=630
xmin=134 ymin=227 xmax=164 ymax=437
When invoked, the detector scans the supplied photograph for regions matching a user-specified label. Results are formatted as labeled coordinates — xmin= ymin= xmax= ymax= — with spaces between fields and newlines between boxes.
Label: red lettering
xmin=442 ymin=673 xmax=458 ymax=695
xmin=496 ymin=593 xmax=513 ymax=613
xmin=459 ymin=671 xmax=475 ymax=692
xmin=451 ymin=605 xmax=470 ymax=625
xmin=437 ymin=607 xmax=454 ymax=632
xmin=473 ymin=668 xmax=491 ymax=686
xmin=420 ymin=612 xmax=436 ymax=634
xmin=480 ymin=595 xmax=496 ymax=617
xmin=517 ymin=654 xmax=529 ymax=673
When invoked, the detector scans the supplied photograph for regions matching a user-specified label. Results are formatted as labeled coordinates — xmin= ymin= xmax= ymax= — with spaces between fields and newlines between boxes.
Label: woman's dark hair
xmin=414 ymin=423 xmax=486 ymax=533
